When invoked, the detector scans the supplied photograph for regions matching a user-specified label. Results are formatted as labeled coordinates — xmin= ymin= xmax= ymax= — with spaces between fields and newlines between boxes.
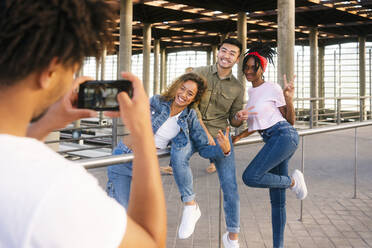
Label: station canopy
xmin=113 ymin=0 xmax=372 ymax=53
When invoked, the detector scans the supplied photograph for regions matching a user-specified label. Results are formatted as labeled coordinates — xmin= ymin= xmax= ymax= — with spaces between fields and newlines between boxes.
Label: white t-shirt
xmin=246 ymin=81 xmax=286 ymax=131
xmin=0 ymin=134 xmax=126 ymax=248
xmin=154 ymin=112 xmax=181 ymax=149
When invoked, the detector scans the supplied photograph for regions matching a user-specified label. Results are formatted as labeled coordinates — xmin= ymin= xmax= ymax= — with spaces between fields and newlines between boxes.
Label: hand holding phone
xmin=77 ymin=80 xmax=133 ymax=111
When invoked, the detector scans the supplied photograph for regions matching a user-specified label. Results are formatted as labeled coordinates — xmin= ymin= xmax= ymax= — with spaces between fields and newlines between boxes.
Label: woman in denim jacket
xmin=107 ymin=72 xmax=231 ymax=239
xmin=233 ymin=44 xmax=308 ymax=248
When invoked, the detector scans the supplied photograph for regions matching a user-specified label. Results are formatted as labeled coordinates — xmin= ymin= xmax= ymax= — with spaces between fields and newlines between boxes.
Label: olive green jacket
xmin=193 ymin=64 xmax=244 ymax=137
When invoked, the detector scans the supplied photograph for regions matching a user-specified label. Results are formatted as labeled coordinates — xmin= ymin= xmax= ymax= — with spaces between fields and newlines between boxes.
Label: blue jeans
xmin=171 ymin=135 xmax=240 ymax=233
xmin=106 ymin=142 xmax=133 ymax=209
xmin=242 ymin=121 xmax=299 ymax=248
xmin=211 ymin=135 xmax=240 ymax=234
xmin=107 ymin=171 xmax=131 ymax=209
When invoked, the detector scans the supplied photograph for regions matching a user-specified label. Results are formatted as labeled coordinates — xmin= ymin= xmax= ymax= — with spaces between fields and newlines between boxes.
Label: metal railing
xmin=75 ymin=120 xmax=372 ymax=247
xmin=294 ymin=95 xmax=372 ymax=128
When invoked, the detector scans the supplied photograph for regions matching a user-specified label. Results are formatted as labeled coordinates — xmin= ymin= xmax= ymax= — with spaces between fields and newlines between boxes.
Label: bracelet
xmin=234 ymin=113 xmax=239 ymax=121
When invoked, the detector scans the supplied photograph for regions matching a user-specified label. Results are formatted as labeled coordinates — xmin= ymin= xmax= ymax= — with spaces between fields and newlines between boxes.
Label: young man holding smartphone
xmin=0 ymin=1 xmax=166 ymax=247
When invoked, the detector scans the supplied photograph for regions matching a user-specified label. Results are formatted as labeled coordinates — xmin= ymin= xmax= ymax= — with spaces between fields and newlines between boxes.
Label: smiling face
xmin=173 ymin=80 xmax=198 ymax=108
xmin=243 ymin=57 xmax=264 ymax=83
xmin=217 ymin=43 xmax=240 ymax=69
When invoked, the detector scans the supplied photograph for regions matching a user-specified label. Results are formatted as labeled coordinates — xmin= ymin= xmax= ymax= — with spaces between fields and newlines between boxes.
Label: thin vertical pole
xmin=302 ymin=46 xmax=305 ymax=111
xmin=309 ymin=101 xmax=314 ymax=129
xmin=337 ymin=98 xmax=341 ymax=125
xmin=353 ymin=128 xmax=358 ymax=199
xmin=338 ymin=44 xmax=342 ymax=122
xmin=338 ymin=44 xmax=341 ymax=98
xmin=370 ymin=49 xmax=372 ymax=119
xmin=112 ymin=118 xmax=118 ymax=151
xmin=300 ymin=135 xmax=305 ymax=221
xmin=296 ymin=52 xmax=299 ymax=115
xmin=334 ymin=50 xmax=337 ymax=121
xmin=219 ymin=188 xmax=223 ymax=248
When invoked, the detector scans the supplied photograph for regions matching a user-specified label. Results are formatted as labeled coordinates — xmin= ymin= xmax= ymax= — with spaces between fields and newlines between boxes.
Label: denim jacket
xmin=108 ymin=95 xmax=226 ymax=176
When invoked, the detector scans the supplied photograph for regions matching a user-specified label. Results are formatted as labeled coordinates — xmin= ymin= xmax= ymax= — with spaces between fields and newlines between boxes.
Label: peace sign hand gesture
xmin=283 ymin=74 xmax=296 ymax=100
xmin=216 ymin=126 xmax=231 ymax=155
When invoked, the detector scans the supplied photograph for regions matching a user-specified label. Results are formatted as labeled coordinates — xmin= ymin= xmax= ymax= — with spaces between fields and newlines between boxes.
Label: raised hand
xmin=216 ymin=126 xmax=231 ymax=155
xmin=114 ymin=72 xmax=151 ymax=139
xmin=283 ymin=74 xmax=296 ymax=100
xmin=27 ymin=76 xmax=97 ymax=140
xmin=235 ymin=106 xmax=257 ymax=121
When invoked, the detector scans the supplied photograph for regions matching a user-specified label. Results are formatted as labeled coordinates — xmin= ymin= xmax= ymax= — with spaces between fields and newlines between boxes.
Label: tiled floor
xmin=89 ymin=126 xmax=372 ymax=248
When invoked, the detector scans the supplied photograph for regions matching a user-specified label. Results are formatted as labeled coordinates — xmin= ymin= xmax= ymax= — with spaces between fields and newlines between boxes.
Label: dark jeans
xmin=242 ymin=121 xmax=299 ymax=248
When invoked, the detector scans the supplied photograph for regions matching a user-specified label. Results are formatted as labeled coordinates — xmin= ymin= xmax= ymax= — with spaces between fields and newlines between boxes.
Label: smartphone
xmin=77 ymin=80 xmax=133 ymax=111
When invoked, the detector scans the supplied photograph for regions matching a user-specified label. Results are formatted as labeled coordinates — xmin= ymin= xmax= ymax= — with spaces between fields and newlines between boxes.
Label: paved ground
xmin=89 ymin=126 xmax=372 ymax=248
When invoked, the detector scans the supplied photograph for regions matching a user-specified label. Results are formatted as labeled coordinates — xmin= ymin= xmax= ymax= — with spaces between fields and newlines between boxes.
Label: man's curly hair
xmin=0 ymin=0 xmax=117 ymax=86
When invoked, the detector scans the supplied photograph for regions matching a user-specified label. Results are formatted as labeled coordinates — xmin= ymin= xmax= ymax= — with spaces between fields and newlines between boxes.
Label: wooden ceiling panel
xmin=121 ymin=0 xmax=372 ymax=50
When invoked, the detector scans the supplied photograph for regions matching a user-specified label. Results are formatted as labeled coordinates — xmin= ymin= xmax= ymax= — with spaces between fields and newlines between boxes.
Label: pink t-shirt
xmin=246 ymin=81 xmax=286 ymax=131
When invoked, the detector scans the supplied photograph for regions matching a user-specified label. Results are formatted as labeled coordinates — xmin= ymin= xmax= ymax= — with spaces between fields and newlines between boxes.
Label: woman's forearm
xmin=284 ymin=97 xmax=296 ymax=125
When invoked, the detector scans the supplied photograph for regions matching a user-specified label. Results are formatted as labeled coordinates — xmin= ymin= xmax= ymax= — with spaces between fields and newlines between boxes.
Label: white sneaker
xmin=222 ymin=232 xmax=239 ymax=248
xmin=291 ymin=169 xmax=308 ymax=200
xmin=178 ymin=204 xmax=201 ymax=239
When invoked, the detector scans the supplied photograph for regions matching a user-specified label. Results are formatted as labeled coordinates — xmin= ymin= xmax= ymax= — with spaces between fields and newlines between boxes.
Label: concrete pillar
xmin=237 ymin=12 xmax=247 ymax=86
xmin=277 ymin=0 xmax=295 ymax=87
xmin=143 ymin=23 xmax=151 ymax=95
xmin=99 ymin=48 xmax=107 ymax=123
xmin=207 ymin=49 xmax=212 ymax=66
xmin=153 ymin=39 xmax=160 ymax=95
xmin=95 ymin=58 xmax=100 ymax=79
xmin=118 ymin=0 xmax=132 ymax=74
xmin=116 ymin=53 xmax=120 ymax=79
xmin=212 ymin=45 xmax=218 ymax=64
xmin=116 ymin=0 xmax=133 ymax=148
xmin=359 ymin=36 xmax=366 ymax=121
xmin=101 ymin=48 xmax=107 ymax=80
xmin=310 ymin=27 xmax=318 ymax=127
xmin=318 ymin=46 xmax=325 ymax=113
xmin=160 ymin=48 xmax=167 ymax=92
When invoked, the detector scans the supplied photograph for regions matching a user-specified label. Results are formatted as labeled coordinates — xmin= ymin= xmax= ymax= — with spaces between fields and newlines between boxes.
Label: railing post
xmin=337 ymin=98 xmax=341 ymax=125
xmin=300 ymin=135 xmax=305 ymax=222
xmin=218 ymin=187 xmax=223 ymax=248
xmin=360 ymin=97 xmax=364 ymax=122
xmin=353 ymin=128 xmax=358 ymax=199
xmin=309 ymin=101 xmax=314 ymax=128
xmin=112 ymin=118 xmax=118 ymax=151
